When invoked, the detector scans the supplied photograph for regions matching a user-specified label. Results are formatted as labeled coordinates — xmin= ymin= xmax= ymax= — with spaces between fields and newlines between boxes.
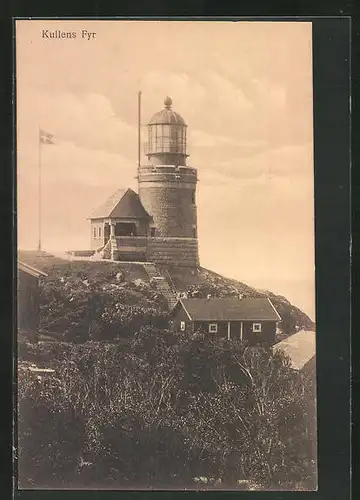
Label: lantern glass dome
xmin=145 ymin=97 xmax=187 ymax=156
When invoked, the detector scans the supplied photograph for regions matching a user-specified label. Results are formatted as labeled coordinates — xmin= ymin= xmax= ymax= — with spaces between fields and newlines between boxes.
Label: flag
xmin=39 ymin=129 xmax=55 ymax=145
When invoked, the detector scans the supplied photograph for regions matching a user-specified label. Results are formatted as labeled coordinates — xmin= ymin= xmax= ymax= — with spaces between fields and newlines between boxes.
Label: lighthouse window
xmin=148 ymin=127 xmax=153 ymax=152
xmin=170 ymin=127 xmax=178 ymax=152
xmin=163 ymin=124 xmax=171 ymax=138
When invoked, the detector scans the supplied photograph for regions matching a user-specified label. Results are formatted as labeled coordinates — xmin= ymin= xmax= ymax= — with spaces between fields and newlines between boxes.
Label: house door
xmin=230 ymin=322 xmax=243 ymax=341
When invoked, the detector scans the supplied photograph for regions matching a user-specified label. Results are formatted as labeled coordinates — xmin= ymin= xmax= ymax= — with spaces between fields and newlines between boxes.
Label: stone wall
xmin=147 ymin=237 xmax=199 ymax=267
xmin=112 ymin=236 xmax=148 ymax=262
xmin=100 ymin=235 xmax=199 ymax=267
xmin=138 ymin=165 xmax=198 ymax=238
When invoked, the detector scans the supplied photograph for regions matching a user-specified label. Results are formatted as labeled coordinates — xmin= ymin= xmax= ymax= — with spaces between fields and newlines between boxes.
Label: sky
xmin=16 ymin=20 xmax=315 ymax=320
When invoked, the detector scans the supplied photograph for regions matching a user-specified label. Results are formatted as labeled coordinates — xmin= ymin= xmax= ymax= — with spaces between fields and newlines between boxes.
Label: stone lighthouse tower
xmin=138 ymin=97 xmax=199 ymax=267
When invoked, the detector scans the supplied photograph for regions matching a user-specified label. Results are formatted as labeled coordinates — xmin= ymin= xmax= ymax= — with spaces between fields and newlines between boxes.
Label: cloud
xmin=250 ymin=78 xmax=287 ymax=110
xmin=139 ymin=69 xmax=255 ymax=133
xmin=18 ymin=138 xmax=136 ymax=188
xmin=140 ymin=71 xmax=207 ymax=119
xmin=200 ymin=143 xmax=314 ymax=186
xmin=190 ymin=129 xmax=269 ymax=151
xmin=43 ymin=142 xmax=135 ymax=188
xmin=202 ymin=71 xmax=254 ymax=110
xmin=18 ymin=88 xmax=137 ymax=157
xmin=190 ymin=129 xmax=236 ymax=148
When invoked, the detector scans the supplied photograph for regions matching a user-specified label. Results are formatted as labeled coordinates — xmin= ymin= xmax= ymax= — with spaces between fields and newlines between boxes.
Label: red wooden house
xmin=171 ymin=297 xmax=281 ymax=345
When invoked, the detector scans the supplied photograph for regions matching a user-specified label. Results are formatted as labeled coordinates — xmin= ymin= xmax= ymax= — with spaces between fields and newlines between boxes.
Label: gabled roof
xmin=18 ymin=261 xmax=48 ymax=278
xmin=273 ymin=330 xmax=316 ymax=371
xmin=89 ymin=188 xmax=151 ymax=220
xmin=178 ymin=297 xmax=281 ymax=321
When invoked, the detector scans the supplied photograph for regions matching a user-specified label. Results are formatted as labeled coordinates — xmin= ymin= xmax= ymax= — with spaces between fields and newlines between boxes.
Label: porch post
xmin=110 ymin=222 xmax=117 ymax=260
xmin=227 ymin=321 xmax=231 ymax=340
xmin=101 ymin=221 xmax=105 ymax=244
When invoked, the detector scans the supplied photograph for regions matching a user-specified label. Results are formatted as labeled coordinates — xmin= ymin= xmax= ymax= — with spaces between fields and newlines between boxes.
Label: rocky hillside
xmin=163 ymin=265 xmax=314 ymax=336
xmin=18 ymin=251 xmax=314 ymax=340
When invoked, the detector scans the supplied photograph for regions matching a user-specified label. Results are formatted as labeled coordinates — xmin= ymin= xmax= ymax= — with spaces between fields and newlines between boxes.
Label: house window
xmin=98 ymin=226 xmax=102 ymax=238
xmin=209 ymin=323 xmax=218 ymax=333
xmin=180 ymin=321 xmax=186 ymax=331
xmin=150 ymin=227 xmax=156 ymax=237
xmin=192 ymin=227 xmax=197 ymax=238
xmin=93 ymin=227 xmax=96 ymax=238
xmin=253 ymin=323 xmax=262 ymax=333
xmin=192 ymin=191 xmax=196 ymax=204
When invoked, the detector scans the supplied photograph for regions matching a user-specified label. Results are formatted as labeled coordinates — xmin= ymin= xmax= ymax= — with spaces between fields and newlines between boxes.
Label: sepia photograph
xmin=16 ymin=19 xmax=317 ymax=491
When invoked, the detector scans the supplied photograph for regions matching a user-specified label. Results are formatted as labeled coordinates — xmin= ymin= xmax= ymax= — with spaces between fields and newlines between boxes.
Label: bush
xmin=17 ymin=330 xmax=317 ymax=490
xmin=18 ymin=369 xmax=85 ymax=488
xmin=38 ymin=275 xmax=168 ymax=342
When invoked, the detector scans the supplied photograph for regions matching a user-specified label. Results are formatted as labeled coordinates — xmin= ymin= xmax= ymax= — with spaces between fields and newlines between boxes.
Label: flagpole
xmin=37 ymin=126 xmax=42 ymax=252
xmin=137 ymin=90 xmax=142 ymax=191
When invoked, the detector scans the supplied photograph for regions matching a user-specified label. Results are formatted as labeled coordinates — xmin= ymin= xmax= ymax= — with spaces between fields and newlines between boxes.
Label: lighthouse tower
xmin=138 ymin=97 xmax=199 ymax=267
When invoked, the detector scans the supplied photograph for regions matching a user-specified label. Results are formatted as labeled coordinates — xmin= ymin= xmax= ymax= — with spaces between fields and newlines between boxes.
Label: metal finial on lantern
xmin=164 ymin=96 xmax=172 ymax=108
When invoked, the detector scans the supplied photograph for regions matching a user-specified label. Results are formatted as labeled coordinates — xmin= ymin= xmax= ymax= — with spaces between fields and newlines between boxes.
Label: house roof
xmin=89 ymin=188 xmax=151 ymax=220
xmin=273 ymin=330 xmax=316 ymax=371
xmin=18 ymin=261 xmax=48 ymax=278
xmin=178 ymin=297 xmax=281 ymax=321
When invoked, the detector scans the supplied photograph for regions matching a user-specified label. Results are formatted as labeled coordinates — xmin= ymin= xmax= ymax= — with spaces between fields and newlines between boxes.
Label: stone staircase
xmin=92 ymin=239 xmax=112 ymax=260
xmin=143 ymin=263 xmax=178 ymax=310
xmin=142 ymin=262 xmax=159 ymax=279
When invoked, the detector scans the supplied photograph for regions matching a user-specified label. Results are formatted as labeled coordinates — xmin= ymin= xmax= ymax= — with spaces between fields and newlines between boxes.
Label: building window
xmin=180 ymin=321 xmax=186 ymax=331
xmin=98 ymin=226 xmax=102 ymax=238
xmin=253 ymin=323 xmax=262 ymax=333
xmin=209 ymin=323 xmax=218 ymax=333
xmin=150 ymin=227 xmax=156 ymax=237
xmin=115 ymin=222 xmax=137 ymax=237
xmin=192 ymin=191 xmax=196 ymax=204
xmin=93 ymin=227 xmax=96 ymax=238
xmin=192 ymin=227 xmax=197 ymax=238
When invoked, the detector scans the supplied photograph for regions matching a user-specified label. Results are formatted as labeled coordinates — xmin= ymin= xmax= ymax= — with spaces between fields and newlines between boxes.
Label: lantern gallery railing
xmin=138 ymin=165 xmax=197 ymax=176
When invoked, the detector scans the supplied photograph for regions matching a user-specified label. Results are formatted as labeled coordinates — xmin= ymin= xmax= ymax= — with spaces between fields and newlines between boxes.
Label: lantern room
xmin=144 ymin=96 xmax=188 ymax=166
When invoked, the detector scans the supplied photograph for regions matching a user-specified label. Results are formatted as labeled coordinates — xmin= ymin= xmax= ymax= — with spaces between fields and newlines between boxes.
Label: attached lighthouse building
xmin=88 ymin=97 xmax=199 ymax=267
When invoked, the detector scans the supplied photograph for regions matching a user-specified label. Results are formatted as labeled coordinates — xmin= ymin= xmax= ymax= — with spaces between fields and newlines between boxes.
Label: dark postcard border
xmin=3 ymin=15 xmax=351 ymax=500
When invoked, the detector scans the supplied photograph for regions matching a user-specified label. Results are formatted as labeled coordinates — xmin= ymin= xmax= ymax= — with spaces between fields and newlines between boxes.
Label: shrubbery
xmin=38 ymin=274 xmax=168 ymax=342
xmin=17 ymin=330 xmax=317 ymax=490
xmin=17 ymin=255 xmax=316 ymax=489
